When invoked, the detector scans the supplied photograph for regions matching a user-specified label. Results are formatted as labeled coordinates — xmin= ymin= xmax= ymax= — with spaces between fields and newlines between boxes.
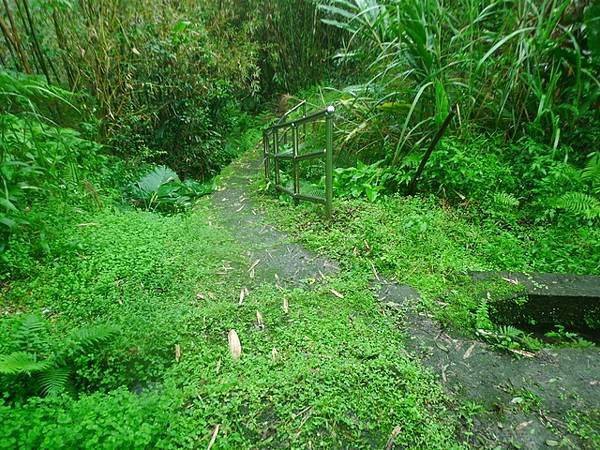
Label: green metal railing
xmin=263 ymin=103 xmax=335 ymax=218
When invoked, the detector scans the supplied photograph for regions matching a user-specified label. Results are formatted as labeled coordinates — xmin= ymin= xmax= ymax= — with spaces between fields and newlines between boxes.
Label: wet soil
xmin=211 ymin=158 xmax=338 ymax=287
xmin=377 ymin=282 xmax=600 ymax=449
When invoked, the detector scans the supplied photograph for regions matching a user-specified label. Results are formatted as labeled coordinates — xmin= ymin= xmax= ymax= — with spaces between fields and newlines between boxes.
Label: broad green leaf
xmin=0 ymin=197 xmax=18 ymax=211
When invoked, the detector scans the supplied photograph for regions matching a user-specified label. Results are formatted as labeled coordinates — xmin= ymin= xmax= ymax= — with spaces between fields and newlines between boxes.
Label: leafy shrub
xmin=421 ymin=136 xmax=518 ymax=202
xmin=107 ymin=59 xmax=245 ymax=179
xmin=126 ymin=166 xmax=212 ymax=212
xmin=333 ymin=160 xmax=391 ymax=202
xmin=399 ymin=134 xmax=599 ymax=226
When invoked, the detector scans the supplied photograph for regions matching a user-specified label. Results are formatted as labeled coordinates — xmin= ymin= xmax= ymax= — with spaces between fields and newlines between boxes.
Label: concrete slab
xmin=470 ymin=271 xmax=600 ymax=330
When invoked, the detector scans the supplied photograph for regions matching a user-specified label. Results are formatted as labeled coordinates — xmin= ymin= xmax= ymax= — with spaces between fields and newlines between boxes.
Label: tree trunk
xmin=20 ymin=0 xmax=55 ymax=83
xmin=0 ymin=16 xmax=20 ymax=69
xmin=1 ymin=0 xmax=31 ymax=73
xmin=14 ymin=0 xmax=50 ymax=82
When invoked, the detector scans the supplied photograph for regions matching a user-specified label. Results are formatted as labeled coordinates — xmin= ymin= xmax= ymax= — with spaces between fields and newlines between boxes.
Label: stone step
xmin=470 ymin=271 xmax=600 ymax=330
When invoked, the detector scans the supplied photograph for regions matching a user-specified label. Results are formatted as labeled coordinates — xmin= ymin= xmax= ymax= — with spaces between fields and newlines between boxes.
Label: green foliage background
xmin=0 ymin=0 xmax=599 ymax=447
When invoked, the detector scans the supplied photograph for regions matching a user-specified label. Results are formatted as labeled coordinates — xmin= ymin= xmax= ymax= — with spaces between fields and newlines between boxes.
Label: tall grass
xmin=0 ymin=71 xmax=104 ymax=259
xmin=319 ymin=0 xmax=600 ymax=162
xmin=1 ymin=1 xmax=344 ymax=176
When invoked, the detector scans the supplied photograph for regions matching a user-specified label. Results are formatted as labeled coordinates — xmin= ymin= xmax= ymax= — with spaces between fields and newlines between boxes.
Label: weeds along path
xmin=213 ymin=152 xmax=600 ymax=449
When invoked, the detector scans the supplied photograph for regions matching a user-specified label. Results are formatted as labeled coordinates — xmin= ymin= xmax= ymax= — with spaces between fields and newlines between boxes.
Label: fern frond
xmin=38 ymin=366 xmax=71 ymax=396
xmin=14 ymin=315 xmax=46 ymax=346
xmin=557 ymin=192 xmax=600 ymax=220
xmin=13 ymin=314 xmax=51 ymax=354
xmin=0 ymin=352 xmax=51 ymax=374
xmin=498 ymin=325 xmax=523 ymax=338
xmin=492 ymin=192 xmax=519 ymax=208
xmin=69 ymin=324 xmax=119 ymax=350
xmin=474 ymin=300 xmax=493 ymax=330
xmin=582 ymin=154 xmax=600 ymax=194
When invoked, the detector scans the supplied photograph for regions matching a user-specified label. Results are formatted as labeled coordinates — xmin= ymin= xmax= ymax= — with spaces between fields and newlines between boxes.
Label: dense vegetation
xmin=1 ymin=0 xmax=599 ymax=448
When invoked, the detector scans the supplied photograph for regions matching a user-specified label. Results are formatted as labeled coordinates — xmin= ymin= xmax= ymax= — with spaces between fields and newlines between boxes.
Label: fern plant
xmin=0 ymin=315 xmax=118 ymax=397
xmin=492 ymin=192 xmax=519 ymax=209
xmin=556 ymin=192 xmax=600 ymax=221
xmin=582 ymin=154 xmax=600 ymax=195
xmin=474 ymin=297 xmax=494 ymax=331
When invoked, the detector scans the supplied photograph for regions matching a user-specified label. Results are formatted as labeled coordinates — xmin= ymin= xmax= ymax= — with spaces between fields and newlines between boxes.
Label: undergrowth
xmin=1 ymin=1 xmax=599 ymax=446
xmin=0 ymin=197 xmax=464 ymax=448
xmin=245 ymin=114 xmax=599 ymax=352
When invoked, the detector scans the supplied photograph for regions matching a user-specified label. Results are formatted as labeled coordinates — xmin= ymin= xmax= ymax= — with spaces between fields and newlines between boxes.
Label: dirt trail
xmin=377 ymin=282 xmax=599 ymax=449
xmin=211 ymin=158 xmax=338 ymax=287
xmin=211 ymin=155 xmax=600 ymax=449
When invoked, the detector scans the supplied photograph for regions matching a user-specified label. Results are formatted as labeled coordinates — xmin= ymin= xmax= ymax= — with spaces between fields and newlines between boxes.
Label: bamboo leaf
xmin=228 ymin=330 xmax=241 ymax=360
xmin=477 ymin=27 xmax=535 ymax=68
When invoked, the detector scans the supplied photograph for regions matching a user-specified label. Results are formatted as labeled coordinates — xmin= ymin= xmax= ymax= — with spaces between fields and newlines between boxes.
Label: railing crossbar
xmin=273 ymin=149 xmax=325 ymax=162
xmin=277 ymin=100 xmax=306 ymax=125
xmin=268 ymin=109 xmax=328 ymax=131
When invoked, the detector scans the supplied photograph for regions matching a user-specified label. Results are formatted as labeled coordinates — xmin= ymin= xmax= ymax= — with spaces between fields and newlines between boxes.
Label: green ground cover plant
xmin=0 ymin=196 xmax=464 ymax=448
xmin=1 ymin=0 xmax=599 ymax=447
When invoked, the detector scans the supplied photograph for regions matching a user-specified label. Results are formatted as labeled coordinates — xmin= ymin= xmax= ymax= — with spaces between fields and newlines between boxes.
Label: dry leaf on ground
xmin=385 ymin=426 xmax=402 ymax=450
xmin=207 ymin=424 xmax=220 ymax=450
xmin=330 ymin=289 xmax=344 ymax=299
xmin=228 ymin=330 xmax=242 ymax=360
xmin=463 ymin=343 xmax=476 ymax=359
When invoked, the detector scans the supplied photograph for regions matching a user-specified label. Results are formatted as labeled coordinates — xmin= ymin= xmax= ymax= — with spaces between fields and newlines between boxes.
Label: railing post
xmin=325 ymin=105 xmax=335 ymax=219
xmin=274 ymin=128 xmax=280 ymax=187
xmin=263 ymin=130 xmax=270 ymax=181
xmin=292 ymin=124 xmax=299 ymax=206
xmin=302 ymin=102 xmax=307 ymax=141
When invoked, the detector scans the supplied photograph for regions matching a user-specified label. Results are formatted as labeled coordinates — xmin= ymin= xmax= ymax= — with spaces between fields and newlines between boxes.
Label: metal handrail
xmin=276 ymin=100 xmax=306 ymax=125
xmin=268 ymin=108 xmax=330 ymax=131
xmin=263 ymin=104 xmax=335 ymax=218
